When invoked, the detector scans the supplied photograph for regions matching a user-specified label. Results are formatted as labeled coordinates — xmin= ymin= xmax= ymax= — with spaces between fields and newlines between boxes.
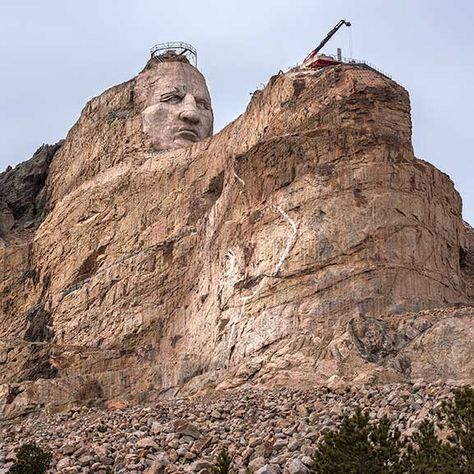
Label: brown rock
xmin=106 ymin=399 xmax=129 ymax=410
xmin=0 ymin=60 xmax=472 ymax=417
xmin=136 ymin=437 xmax=160 ymax=450
xmin=173 ymin=420 xmax=202 ymax=440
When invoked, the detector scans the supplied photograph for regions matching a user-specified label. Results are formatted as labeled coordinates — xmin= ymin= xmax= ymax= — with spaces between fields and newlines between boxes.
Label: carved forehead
xmin=138 ymin=62 xmax=211 ymax=108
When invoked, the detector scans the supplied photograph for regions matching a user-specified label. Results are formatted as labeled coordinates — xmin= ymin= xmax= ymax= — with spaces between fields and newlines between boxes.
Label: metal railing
xmin=304 ymin=53 xmax=392 ymax=79
xmin=150 ymin=41 xmax=197 ymax=67
xmin=340 ymin=56 xmax=392 ymax=79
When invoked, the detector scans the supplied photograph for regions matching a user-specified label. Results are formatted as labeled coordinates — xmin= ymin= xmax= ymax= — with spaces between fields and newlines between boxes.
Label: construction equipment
xmin=303 ymin=19 xmax=351 ymax=69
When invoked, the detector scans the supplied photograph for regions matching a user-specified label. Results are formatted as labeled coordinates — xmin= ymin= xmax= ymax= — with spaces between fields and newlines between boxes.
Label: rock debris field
xmin=0 ymin=382 xmax=463 ymax=473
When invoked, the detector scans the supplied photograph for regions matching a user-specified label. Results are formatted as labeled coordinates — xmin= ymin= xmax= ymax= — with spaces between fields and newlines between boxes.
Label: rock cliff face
xmin=0 ymin=63 xmax=472 ymax=418
xmin=0 ymin=142 xmax=62 ymax=239
xmin=463 ymin=223 xmax=474 ymax=299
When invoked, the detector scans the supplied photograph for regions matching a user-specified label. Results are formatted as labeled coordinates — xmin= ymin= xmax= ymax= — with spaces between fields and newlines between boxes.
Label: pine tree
xmin=440 ymin=386 xmax=474 ymax=472
xmin=212 ymin=448 xmax=233 ymax=474
xmin=309 ymin=407 xmax=406 ymax=474
xmin=8 ymin=443 xmax=52 ymax=474
xmin=309 ymin=387 xmax=474 ymax=474
xmin=403 ymin=386 xmax=474 ymax=473
xmin=402 ymin=419 xmax=460 ymax=473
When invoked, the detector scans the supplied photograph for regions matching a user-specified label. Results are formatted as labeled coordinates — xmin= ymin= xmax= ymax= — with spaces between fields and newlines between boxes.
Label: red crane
xmin=303 ymin=19 xmax=351 ymax=69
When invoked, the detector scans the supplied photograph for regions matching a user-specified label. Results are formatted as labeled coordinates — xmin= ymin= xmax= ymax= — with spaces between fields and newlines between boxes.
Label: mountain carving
xmin=0 ymin=62 xmax=472 ymax=419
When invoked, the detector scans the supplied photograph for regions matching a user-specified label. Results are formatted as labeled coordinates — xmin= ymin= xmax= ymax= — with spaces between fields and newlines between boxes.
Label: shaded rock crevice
xmin=23 ymin=303 xmax=54 ymax=343
xmin=0 ymin=141 xmax=63 ymax=238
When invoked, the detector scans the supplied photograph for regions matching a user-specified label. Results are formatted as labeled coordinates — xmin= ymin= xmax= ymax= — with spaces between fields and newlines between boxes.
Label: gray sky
xmin=1 ymin=0 xmax=472 ymax=223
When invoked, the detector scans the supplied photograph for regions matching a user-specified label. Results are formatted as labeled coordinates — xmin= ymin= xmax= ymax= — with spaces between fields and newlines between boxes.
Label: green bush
xmin=8 ymin=443 xmax=52 ymax=474
xmin=310 ymin=407 xmax=406 ymax=473
xmin=402 ymin=419 xmax=458 ymax=473
xmin=403 ymin=386 xmax=474 ymax=473
xmin=212 ymin=448 xmax=233 ymax=474
xmin=310 ymin=386 xmax=474 ymax=474
xmin=441 ymin=386 xmax=474 ymax=471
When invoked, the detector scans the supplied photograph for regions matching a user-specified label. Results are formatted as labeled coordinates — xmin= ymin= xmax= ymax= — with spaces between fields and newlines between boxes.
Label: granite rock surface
xmin=0 ymin=63 xmax=472 ymax=419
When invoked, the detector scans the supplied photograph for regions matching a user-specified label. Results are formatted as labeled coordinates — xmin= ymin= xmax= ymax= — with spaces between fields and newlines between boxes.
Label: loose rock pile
xmin=0 ymin=382 xmax=462 ymax=473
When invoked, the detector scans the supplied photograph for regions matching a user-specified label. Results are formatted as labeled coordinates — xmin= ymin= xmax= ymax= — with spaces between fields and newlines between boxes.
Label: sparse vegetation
xmin=309 ymin=407 xmax=405 ymax=473
xmin=212 ymin=448 xmax=233 ymax=473
xmin=441 ymin=386 xmax=474 ymax=471
xmin=8 ymin=443 xmax=52 ymax=474
xmin=3 ymin=385 xmax=474 ymax=473
xmin=310 ymin=386 xmax=474 ymax=474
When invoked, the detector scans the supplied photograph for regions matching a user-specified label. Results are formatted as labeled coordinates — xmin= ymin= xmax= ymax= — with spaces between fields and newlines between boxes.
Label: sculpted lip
xmin=175 ymin=128 xmax=199 ymax=141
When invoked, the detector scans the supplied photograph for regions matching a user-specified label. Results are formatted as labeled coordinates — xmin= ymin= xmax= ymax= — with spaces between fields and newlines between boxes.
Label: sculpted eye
xmin=197 ymin=99 xmax=211 ymax=110
xmin=160 ymin=94 xmax=182 ymax=104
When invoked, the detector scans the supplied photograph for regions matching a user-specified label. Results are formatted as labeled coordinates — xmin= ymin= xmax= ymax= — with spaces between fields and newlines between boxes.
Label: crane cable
xmin=348 ymin=24 xmax=353 ymax=60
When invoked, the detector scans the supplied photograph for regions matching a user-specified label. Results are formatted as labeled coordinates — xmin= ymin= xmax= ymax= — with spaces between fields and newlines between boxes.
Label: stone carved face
xmin=141 ymin=63 xmax=213 ymax=152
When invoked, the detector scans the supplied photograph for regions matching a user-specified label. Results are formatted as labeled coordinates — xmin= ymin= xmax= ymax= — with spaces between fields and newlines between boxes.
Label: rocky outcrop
xmin=0 ymin=63 xmax=472 ymax=418
xmin=462 ymin=222 xmax=474 ymax=299
xmin=0 ymin=142 xmax=62 ymax=239
xmin=0 ymin=142 xmax=62 ymax=382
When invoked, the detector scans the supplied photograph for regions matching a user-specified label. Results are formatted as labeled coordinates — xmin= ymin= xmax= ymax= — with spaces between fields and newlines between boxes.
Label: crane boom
xmin=304 ymin=19 xmax=351 ymax=64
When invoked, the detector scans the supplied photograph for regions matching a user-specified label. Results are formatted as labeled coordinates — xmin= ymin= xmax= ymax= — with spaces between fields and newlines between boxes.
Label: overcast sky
xmin=0 ymin=0 xmax=472 ymax=223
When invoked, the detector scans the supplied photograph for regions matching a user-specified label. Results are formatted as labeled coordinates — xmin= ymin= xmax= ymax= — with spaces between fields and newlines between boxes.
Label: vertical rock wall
xmin=0 ymin=64 xmax=472 ymax=417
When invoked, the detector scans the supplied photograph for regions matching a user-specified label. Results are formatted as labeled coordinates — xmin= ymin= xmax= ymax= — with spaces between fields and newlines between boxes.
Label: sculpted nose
xmin=179 ymin=96 xmax=201 ymax=124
